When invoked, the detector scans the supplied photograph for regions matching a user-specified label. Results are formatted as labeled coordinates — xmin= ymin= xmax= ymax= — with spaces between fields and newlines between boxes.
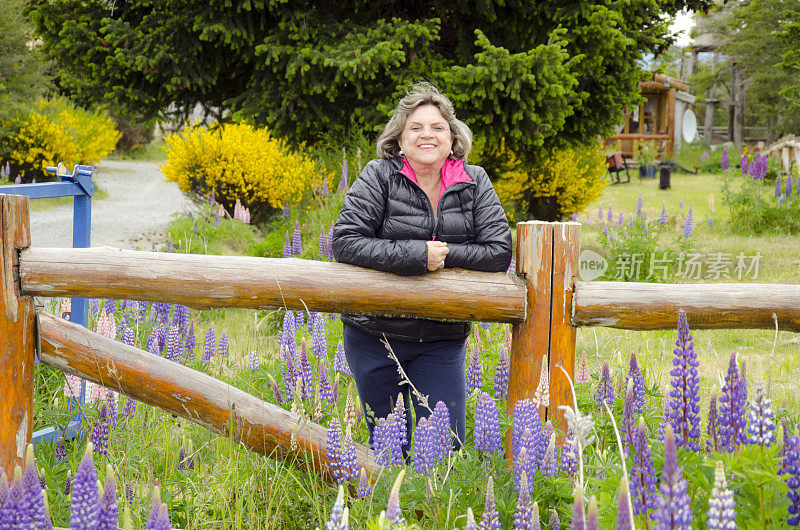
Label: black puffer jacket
xmin=331 ymin=157 xmax=512 ymax=342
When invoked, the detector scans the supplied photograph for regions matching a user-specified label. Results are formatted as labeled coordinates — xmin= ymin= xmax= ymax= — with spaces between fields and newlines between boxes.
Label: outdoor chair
xmin=606 ymin=151 xmax=630 ymax=184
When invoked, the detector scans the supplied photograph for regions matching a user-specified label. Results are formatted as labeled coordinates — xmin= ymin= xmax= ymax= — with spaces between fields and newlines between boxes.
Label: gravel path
xmin=29 ymin=160 xmax=190 ymax=250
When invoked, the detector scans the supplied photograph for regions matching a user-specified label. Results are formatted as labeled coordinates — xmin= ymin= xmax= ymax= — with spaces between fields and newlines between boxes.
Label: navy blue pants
xmin=343 ymin=323 xmax=467 ymax=450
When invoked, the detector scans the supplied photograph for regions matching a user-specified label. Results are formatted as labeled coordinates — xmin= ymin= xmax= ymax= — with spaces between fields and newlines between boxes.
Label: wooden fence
xmin=3 ymin=193 xmax=800 ymax=479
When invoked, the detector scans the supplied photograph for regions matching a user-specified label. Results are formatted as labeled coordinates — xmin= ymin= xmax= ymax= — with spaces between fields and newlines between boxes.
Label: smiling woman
xmin=330 ymin=82 xmax=512 ymax=453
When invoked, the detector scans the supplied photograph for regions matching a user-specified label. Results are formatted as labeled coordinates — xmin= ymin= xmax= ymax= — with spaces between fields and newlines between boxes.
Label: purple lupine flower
xmin=91 ymin=404 xmax=110 ymax=455
xmin=106 ymin=389 xmax=118 ymax=428
xmin=748 ymin=384 xmax=776 ymax=446
xmin=327 ymin=220 xmax=336 ymax=259
xmin=603 ymin=226 xmax=608 ymax=238
xmin=571 ymin=212 xmax=578 ymax=222
xmin=292 ymin=221 xmax=302 ymax=256
xmin=430 ymin=401 xmax=452 ymax=461
xmin=338 ymin=153 xmax=349 ymax=191
xmin=173 ymin=305 xmax=189 ymax=335
xmin=104 ymin=299 xmax=116 ymax=316
xmin=652 ymin=425 xmax=692 ymax=529
xmin=617 ymin=477 xmax=633 ymax=530
xmin=507 ymin=258 xmax=516 ymax=274
xmin=1 ymin=467 xmax=23 ymax=527
xmin=741 ymin=154 xmax=748 ymax=175
xmin=636 ymin=194 xmax=643 ymax=217
xmin=392 ymin=394 xmax=408 ymax=448
xmin=596 ymin=361 xmax=614 ymax=410
xmin=217 ymin=331 xmax=228 ymax=357
xmin=784 ymin=433 xmax=800 ymax=525
xmin=630 ymin=417 xmax=657 ymax=516
xmin=332 ymin=341 xmax=352 ymax=376
xmin=598 ymin=206 xmax=603 ymax=220
xmin=787 ymin=175 xmax=793 ymax=198
xmin=707 ymin=395 xmax=720 ymax=452
xmin=541 ymin=432 xmax=559 ymax=476
xmin=413 ymin=417 xmax=437 ymax=475
xmin=63 ymin=471 xmax=71 ymax=496
xmin=98 ymin=464 xmax=118 ymax=530
xmin=617 ymin=212 xmax=624 ymax=227
xmin=493 ymin=347 xmax=510 ymax=400
xmin=321 ymin=177 xmax=330 ymax=196
xmin=280 ymin=310 xmax=295 ymax=346
xmin=570 ymin=484 xmax=585 ymax=530
xmin=248 ymin=350 xmax=259 ymax=371
xmin=541 ymin=421 xmax=554 ymax=468
xmin=475 ymin=393 xmax=502 ymax=455
xmin=326 ymin=485 xmax=347 ymax=530
xmin=607 ymin=205 xmax=613 ymax=221
xmin=466 ymin=340 xmax=484 ymax=394
xmin=658 ymin=396 xmax=669 ymax=442
xmin=319 ymin=360 xmax=335 ymax=404
xmin=627 ymin=352 xmax=645 ymax=414
xmin=560 ymin=428 xmax=578 ymax=475
xmin=776 ymin=175 xmax=783 ymax=199
xmin=513 ymin=471 xmax=534 ymax=529
xmin=202 ymin=327 xmax=215 ymax=363
xmin=385 ymin=470 xmax=407 ymax=527
xmin=721 ymin=148 xmax=729 ymax=171
xmin=55 ymin=438 xmax=67 ymax=462
xmin=587 ymin=495 xmax=599 ymax=530
xmin=514 ymin=433 xmax=536 ymax=493
xmin=708 ymin=217 xmax=714 ymax=228
xmin=267 ymin=374 xmax=283 ymax=405
xmin=326 ymin=418 xmax=346 ymax=484
xmin=480 ymin=476 xmax=501 ymax=529
xmin=549 ymin=509 xmax=561 ymax=530
xmin=668 ymin=309 xmax=702 ymax=451
xmin=512 ymin=399 xmax=541 ymax=461
xmin=184 ymin=322 xmax=195 ymax=359
xmin=281 ymin=345 xmax=298 ymax=402
xmin=123 ymin=326 xmax=135 ymax=348
xmin=21 ymin=447 xmax=46 ymax=528
xmin=373 ymin=415 xmax=403 ymax=468
xmin=682 ymin=205 xmax=693 ymax=238
xmin=622 ymin=380 xmax=636 ymax=456
xmin=70 ymin=444 xmax=100 ymax=529
xmin=166 ymin=325 xmax=180 ymax=362
xmin=282 ymin=231 xmax=291 ymax=258
xmin=318 ymin=227 xmax=328 ymax=259
xmin=298 ymin=341 xmax=314 ymax=399
xmin=340 ymin=434 xmax=358 ymax=482
xmin=357 ymin=467 xmax=373 ymax=498
xmin=123 ymin=396 xmax=137 ymax=420
xmin=707 ymin=460 xmax=736 ymax=530
xmin=311 ymin=314 xmax=327 ymax=357
xmin=718 ymin=351 xmax=748 ymax=452
xmin=658 ymin=204 xmax=668 ymax=224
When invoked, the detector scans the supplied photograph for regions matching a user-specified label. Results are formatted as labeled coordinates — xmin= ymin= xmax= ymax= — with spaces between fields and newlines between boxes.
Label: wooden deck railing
xmin=3 ymin=193 xmax=800 ymax=478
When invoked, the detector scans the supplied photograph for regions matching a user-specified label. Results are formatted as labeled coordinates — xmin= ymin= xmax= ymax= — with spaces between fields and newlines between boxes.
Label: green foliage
xmin=0 ymin=96 xmax=120 ymax=182
xmin=674 ymin=142 xmax=724 ymax=175
xmin=30 ymin=0 xmax=712 ymax=168
xmin=637 ymin=140 xmax=659 ymax=167
xmin=719 ymin=170 xmax=800 ymax=235
xmin=0 ymin=0 xmax=49 ymax=129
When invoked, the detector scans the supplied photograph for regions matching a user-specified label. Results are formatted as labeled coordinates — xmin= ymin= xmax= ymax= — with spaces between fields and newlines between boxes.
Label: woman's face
xmin=398 ymin=104 xmax=453 ymax=170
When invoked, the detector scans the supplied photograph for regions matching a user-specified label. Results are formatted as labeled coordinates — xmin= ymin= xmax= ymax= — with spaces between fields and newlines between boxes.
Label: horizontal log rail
xmin=573 ymin=281 xmax=800 ymax=332
xmin=19 ymin=247 xmax=526 ymax=324
xmin=36 ymin=311 xmax=379 ymax=480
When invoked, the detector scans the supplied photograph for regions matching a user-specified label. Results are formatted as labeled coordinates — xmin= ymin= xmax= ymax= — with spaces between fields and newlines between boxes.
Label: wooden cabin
xmin=605 ymin=73 xmax=696 ymax=162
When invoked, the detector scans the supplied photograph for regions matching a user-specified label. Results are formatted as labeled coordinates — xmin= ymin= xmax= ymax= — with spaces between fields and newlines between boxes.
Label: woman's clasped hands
xmin=426 ymin=240 xmax=449 ymax=271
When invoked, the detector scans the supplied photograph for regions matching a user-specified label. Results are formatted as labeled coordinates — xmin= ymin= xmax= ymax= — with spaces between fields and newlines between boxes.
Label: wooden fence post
xmin=548 ymin=222 xmax=580 ymax=434
xmin=507 ymin=221 xmax=552 ymax=455
xmin=0 ymin=194 xmax=35 ymax=476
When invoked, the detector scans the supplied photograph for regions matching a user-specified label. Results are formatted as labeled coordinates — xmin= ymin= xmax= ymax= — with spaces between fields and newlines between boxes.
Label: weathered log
xmin=507 ymin=222 xmax=552 ymax=457
xmin=548 ymin=223 xmax=580 ymax=434
xmin=20 ymin=247 xmax=526 ymax=323
xmin=0 ymin=195 xmax=35 ymax=476
xmin=573 ymin=281 xmax=800 ymax=332
xmin=36 ymin=311 xmax=379 ymax=480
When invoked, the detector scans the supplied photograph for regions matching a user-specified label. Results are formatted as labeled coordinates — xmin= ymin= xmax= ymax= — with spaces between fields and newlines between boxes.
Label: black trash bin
xmin=659 ymin=163 xmax=672 ymax=190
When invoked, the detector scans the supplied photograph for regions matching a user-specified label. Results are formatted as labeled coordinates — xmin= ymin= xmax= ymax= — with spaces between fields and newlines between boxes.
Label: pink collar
xmin=399 ymin=158 xmax=472 ymax=195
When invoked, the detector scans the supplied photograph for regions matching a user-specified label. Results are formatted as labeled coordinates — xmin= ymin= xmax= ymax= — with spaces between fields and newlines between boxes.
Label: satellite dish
xmin=682 ymin=109 xmax=698 ymax=143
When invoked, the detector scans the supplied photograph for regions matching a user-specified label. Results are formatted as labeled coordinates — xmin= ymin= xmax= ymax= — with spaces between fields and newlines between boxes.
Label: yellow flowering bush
xmin=161 ymin=123 xmax=330 ymax=222
xmin=492 ymin=143 xmax=608 ymax=221
xmin=1 ymin=97 xmax=120 ymax=181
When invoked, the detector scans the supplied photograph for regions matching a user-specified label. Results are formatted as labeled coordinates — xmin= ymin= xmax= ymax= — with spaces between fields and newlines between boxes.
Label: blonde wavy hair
xmin=376 ymin=82 xmax=472 ymax=160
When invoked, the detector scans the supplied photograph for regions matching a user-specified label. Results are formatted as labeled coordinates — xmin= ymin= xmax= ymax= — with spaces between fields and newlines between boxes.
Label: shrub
xmin=161 ymin=123 xmax=332 ymax=223
xmin=489 ymin=143 xmax=608 ymax=222
xmin=0 ymin=97 xmax=120 ymax=182
xmin=719 ymin=169 xmax=800 ymax=234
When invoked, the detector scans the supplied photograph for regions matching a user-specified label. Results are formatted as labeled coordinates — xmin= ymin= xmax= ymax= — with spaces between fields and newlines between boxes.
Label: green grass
xmin=106 ymin=138 xmax=167 ymax=162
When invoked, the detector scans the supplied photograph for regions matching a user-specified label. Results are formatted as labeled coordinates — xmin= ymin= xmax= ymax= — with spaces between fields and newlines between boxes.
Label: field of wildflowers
xmin=9 ymin=147 xmax=800 ymax=528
